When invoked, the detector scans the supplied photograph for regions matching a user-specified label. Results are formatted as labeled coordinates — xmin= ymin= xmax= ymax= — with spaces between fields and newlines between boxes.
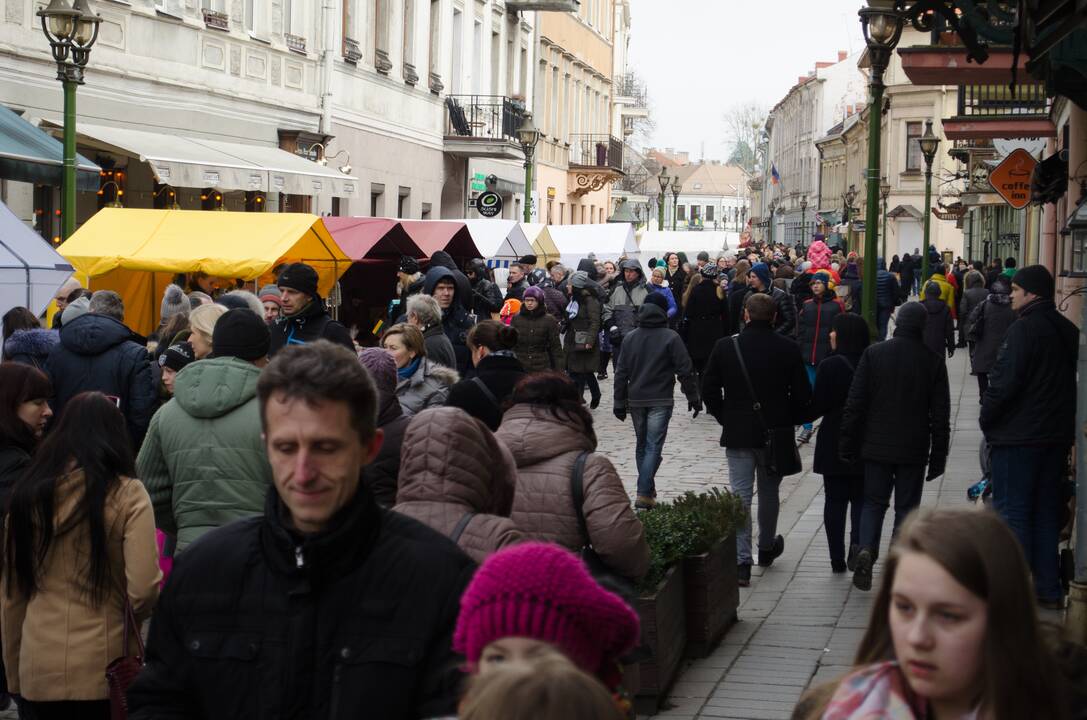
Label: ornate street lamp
xmin=657 ymin=167 xmax=670 ymax=231
xmin=799 ymin=195 xmax=808 ymax=247
xmin=516 ymin=113 xmax=540 ymax=223
xmin=39 ymin=0 xmax=101 ymax=240
xmin=843 ymin=184 xmax=858 ymax=255
xmin=918 ymin=119 xmax=941 ymax=285
xmin=859 ymin=1 xmax=905 ymax=336
xmin=880 ymin=177 xmax=891 ymax=260
xmin=768 ymin=198 xmax=777 ymax=246
xmin=671 ymin=176 xmax=681 ymax=232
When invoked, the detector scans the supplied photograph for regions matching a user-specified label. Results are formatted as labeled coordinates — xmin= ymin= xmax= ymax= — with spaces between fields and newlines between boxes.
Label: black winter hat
xmin=276 ymin=262 xmax=319 ymax=298
xmin=518 ymin=254 xmax=538 ymax=265
xmin=895 ymin=302 xmax=928 ymax=334
xmin=643 ymin=291 xmax=669 ymax=312
xmin=158 ymin=342 xmax=195 ymax=372
xmin=399 ymin=255 xmax=420 ymax=274
xmin=212 ymin=308 xmax=271 ymax=361
xmin=1012 ymin=264 xmax=1054 ymax=299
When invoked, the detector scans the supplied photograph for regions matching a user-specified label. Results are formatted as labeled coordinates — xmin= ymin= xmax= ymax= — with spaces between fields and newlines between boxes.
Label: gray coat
xmin=395 ymin=358 xmax=459 ymax=416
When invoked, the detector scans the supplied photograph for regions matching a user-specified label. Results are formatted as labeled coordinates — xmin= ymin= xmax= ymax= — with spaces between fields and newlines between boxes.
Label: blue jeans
xmin=726 ymin=448 xmax=783 ymax=565
xmin=991 ymin=445 xmax=1066 ymax=602
xmin=630 ymin=405 xmax=673 ymax=497
xmin=802 ymin=364 xmax=817 ymax=431
xmin=859 ymin=462 xmax=924 ymax=556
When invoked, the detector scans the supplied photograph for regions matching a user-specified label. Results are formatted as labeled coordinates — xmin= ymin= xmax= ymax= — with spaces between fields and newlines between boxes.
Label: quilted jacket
xmin=392 ymin=407 xmax=522 ymax=563
xmin=495 ymin=405 xmax=649 ymax=581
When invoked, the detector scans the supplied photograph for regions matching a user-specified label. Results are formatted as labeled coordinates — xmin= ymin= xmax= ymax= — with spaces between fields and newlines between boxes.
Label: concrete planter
xmin=682 ymin=533 xmax=739 ymax=658
xmin=633 ymin=564 xmax=686 ymax=715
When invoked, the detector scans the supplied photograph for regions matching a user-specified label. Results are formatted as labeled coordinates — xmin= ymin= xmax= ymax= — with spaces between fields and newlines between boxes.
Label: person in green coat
xmin=137 ymin=309 xmax=273 ymax=552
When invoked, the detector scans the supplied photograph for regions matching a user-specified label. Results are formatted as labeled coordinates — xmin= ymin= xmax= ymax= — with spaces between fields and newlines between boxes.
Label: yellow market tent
xmin=57 ymin=208 xmax=349 ymax=335
xmin=519 ymin=223 xmax=560 ymax=265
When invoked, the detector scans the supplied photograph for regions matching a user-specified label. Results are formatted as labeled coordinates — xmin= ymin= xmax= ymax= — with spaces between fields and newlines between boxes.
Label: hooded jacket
xmin=927 ymin=273 xmax=956 ymax=318
xmin=966 ymin=283 xmax=1017 ymax=375
xmin=1 ymin=472 xmax=160 ymax=701
xmin=739 ymin=285 xmax=797 ymax=336
xmin=875 ymin=258 xmax=902 ymax=310
xmin=393 ymin=407 xmax=523 ymax=563
xmin=496 ymin=404 xmax=649 ymax=581
xmin=429 ymin=251 xmax=472 ymax=309
xmin=466 ymin=259 xmax=504 ymax=318
xmin=921 ymin=296 xmax=955 ymax=358
xmin=360 ymin=390 xmax=410 ymax=508
xmin=268 ymin=298 xmax=353 ymax=357
xmin=137 ymin=357 xmax=271 ymax=551
xmin=565 ymin=279 xmax=602 ymax=375
xmin=682 ymin=280 xmax=729 ymax=362
xmin=613 ymin=304 xmax=699 ymax=409
xmin=424 ymin=266 xmax=474 ymax=373
xmin=3 ymin=328 xmax=59 ymax=369
xmin=396 ymin=357 xmax=459 ymax=416
xmin=603 ymin=260 xmax=650 ymax=340
xmin=798 ymin=291 xmax=846 ymax=366
xmin=45 ymin=313 xmax=155 ymax=449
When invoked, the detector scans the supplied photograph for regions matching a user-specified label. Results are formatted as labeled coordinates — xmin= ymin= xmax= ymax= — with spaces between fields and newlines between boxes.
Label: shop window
xmin=678 ymin=205 xmax=686 ymax=221
xmin=706 ymin=205 xmax=715 ymax=222
xmin=905 ymin=122 xmax=922 ymax=172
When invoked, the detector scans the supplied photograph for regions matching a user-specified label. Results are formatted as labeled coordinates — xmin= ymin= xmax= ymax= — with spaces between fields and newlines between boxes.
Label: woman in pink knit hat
xmin=454 ymin=542 xmax=640 ymax=703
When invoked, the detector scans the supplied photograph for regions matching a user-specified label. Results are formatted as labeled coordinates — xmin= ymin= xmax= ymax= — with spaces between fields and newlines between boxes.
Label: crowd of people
xmin=0 ymin=234 xmax=1079 ymax=719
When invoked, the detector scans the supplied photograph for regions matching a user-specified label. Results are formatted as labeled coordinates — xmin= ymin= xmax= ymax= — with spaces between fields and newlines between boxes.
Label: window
xmin=549 ymin=67 xmax=558 ymax=135
xmin=402 ymin=0 xmax=416 ymax=80
xmin=706 ymin=205 xmax=715 ymax=222
xmin=906 ymin=121 xmax=923 ymax=172
xmin=506 ymin=37 xmax=515 ymax=96
xmin=397 ymin=187 xmax=410 ymax=218
xmin=678 ymin=205 xmax=686 ymax=221
xmin=428 ymin=0 xmax=441 ymax=88
xmin=244 ymin=0 xmax=254 ymax=31
xmin=370 ymin=183 xmax=385 ymax=217
xmin=374 ymin=0 xmax=391 ymax=72
xmin=451 ymin=9 xmax=463 ymax=94
xmin=491 ymin=30 xmax=501 ymax=95
xmin=421 ymin=202 xmax=432 ymax=219
xmin=201 ymin=0 xmax=226 ymax=11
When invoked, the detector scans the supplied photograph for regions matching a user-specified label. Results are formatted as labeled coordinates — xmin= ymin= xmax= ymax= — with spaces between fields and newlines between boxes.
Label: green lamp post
xmin=918 ymin=120 xmax=940 ymax=285
xmin=880 ymin=177 xmax=891 ymax=260
xmin=39 ymin=0 xmax=101 ymax=241
xmin=799 ymin=195 xmax=808 ymax=246
xmin=657 ymin=167 xmax=669 ymax=231
xmin=671 ymin=176 xmax=681 ymax=231
xmin=516 ymin=113 xmax=540 ymax=223
xmin=858 ymin=2 xmax=905 ymax=337
xmin=843 ymin=184 xmax=857 ymax=255
xmin=768 ymin=198 xmax=777 ymax=246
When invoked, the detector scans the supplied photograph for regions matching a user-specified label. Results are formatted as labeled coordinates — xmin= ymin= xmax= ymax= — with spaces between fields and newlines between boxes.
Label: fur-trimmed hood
xmin=3 ymin=328 xmax=59 ymax=361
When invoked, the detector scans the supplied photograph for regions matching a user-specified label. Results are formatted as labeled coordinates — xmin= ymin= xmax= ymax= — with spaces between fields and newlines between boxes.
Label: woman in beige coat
xmin=495 ymin=373 xmax=649 ymax=581
xmin=393 ymin=406 xmax=523 ymax=563
xmin=1 ymin=392 xmax=160 ymax=720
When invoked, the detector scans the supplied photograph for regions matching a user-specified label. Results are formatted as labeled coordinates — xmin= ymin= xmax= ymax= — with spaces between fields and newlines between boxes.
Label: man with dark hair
xmin=702 ymin=292 xmax=811 ymax=586
xmin=45 ymin=290 xmax=155 ymax=447
xmin=465 ymin=259 xmax=504 ymax=321
xmin=137 ymin=309 xmax=272 ymax=552
xmin=129 ymin=341 xmax=475 ymax=720
xmin=518 ymin=254 xmax=539 ymax=281
xmin=506 ymin=263 xmax=529 ymax=302
xmin=268 ymin=262 xmax=353 ymax=356
xmin=740 ymin=262 xmax=796 ymax=336
xmin=982 ymin=265 xmax=1077 ymax=609
xmin=424 ymin=263 xmax=474 ymax=373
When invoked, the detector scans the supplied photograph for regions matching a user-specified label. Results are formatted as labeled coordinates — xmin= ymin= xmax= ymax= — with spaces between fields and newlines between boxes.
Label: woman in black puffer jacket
xmin=682 ymin=266 xmax=729 ymax=377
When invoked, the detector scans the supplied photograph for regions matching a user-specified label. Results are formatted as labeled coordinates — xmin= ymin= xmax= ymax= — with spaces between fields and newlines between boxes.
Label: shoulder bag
xmin=106 ymin=595 xmax=145 ymax=720
xmin=569 ymin=452 xmax=635 ymax=599
xmin=730 ymin=336 xmax=802 ymax=477
xmin=450 ymin=512 xmax=476 ymax=544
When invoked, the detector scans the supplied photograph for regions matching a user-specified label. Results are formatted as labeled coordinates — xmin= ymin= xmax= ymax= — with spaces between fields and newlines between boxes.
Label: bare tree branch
xmin=722 ymin=101 xmax=769 ymax=174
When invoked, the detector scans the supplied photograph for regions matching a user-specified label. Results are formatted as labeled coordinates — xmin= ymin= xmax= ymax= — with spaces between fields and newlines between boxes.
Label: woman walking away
xmin=566 ymin=271 xmax=604 ymax=408
xmin=1 ymin=392 xmax=160 ymax=720
xmin=958 ymin=269 xmax=988 ymax=349
xmin=447 ymin=321 xmax=526 ymax=430
xmin=794 ymin=508 xmax=1074 ymax=720
xmin=496 ymin=373 xmax=649 ymax=583
xmin=966 ymin=275 xmax=1017 ymax=396
xmin=921 ymin=281 xmax=955 ymax=360
xmin=806 ymin=314 xmax=869 ymax=573
xmin=726 ymin=259 xmax=752 ymax=336
xmin=382 ymin=323 xmax=459 ymax=416
xmin=682 ymin=265 xmax=729 ymax=378
xmin=512 ymin=287 xmax=564 ymax=373
xmin=796 ymin=271 xmax=845 ymax=444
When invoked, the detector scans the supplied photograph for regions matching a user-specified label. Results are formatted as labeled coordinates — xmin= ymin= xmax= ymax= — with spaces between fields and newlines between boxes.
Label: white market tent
xmin=455 ymin=219 xmax=534 ymax=267
xmin=549 ymin=223 xmax=638 ymax=268
xmin=637 ymin=231 xmax=735 ymax=266
xmin=0 ymin=198 xmax=73 ymax=320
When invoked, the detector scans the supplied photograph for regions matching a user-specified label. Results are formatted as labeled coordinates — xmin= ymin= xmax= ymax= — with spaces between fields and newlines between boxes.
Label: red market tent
xmin=399 ymin=220 xmax=479 ymax=262
xmin=322 ymin=217 xmax=424 ymax=260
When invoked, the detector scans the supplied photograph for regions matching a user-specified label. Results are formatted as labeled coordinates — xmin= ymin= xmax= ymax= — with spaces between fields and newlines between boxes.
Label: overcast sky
xmin=627 ymin=0 xmax=866 ymax=161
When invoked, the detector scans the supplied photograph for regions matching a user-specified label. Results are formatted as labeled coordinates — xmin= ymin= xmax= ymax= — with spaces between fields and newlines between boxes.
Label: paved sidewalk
xmin=591 ymin=353 xmax=981 ymax=720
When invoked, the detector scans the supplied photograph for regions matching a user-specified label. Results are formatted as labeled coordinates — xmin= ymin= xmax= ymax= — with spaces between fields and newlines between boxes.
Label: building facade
xmin=667 ymin=161 xmax=748 ymax=232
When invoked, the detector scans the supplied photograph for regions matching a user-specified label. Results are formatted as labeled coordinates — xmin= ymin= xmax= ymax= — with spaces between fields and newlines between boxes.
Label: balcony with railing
xmin=614 ymin=72 xmax=648 ymax=117
xmin=443 ymin=95 xmax=528 ymax=160
xmin=943 ymin=83 xmax=1056 ymax=140
xmin=568 ymin=135 xmax=624 ymax=173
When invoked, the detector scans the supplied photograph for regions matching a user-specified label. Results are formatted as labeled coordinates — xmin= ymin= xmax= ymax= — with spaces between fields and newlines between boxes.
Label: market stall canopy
xmin=399 ymin=220 xmax=479 ymax=261
xmin=452 ymin=219 xmax=532 ymax=267
xmin=549 ymin=223 xmax=638 ymax=267
xmin=637 ymin=230 xmax=733 ymax=258
xmin=73 ymin=123 xmax=359 ymax=198
xmin=57 ymin=208 xmax=348 ymax=334
xmin=0 ymin=105 xmax=100 ymax=191
xmin=323 ymin=218 xmax=424 ymax=261
xmin=519 ymin=223 xmax=559 ymax=265
xmin=0 ymin=198 xmax=73 ymax=319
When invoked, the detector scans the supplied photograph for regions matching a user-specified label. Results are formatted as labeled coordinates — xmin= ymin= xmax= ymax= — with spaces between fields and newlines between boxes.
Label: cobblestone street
xmin=591 ymin=352 xmax=985 ymax=719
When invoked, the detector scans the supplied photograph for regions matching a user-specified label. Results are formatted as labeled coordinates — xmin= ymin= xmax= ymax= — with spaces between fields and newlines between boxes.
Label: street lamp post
xmin=657 ymin=168 xmax=670 ymax=231
xmin=859 ymin=3 xmax=904 ymax=337
xmin=918 ymin=120 xmax=940 ymax=286
xmin=843 ymin=185 xmax=857 ymax=255
xmin=799 ymin=196 xmax=808 ymax=247
xmin=768 ymin=199 xmax=777 ymax=246
xmin=671 ymin=176 xmax=681 ymax=231
xmin=38 ymin=0 xmax=101 ymax=241
xmin=880 ymin=177 xmax=891 ymax=261
xmin=516 ymin=114 xmax=540 ymax=223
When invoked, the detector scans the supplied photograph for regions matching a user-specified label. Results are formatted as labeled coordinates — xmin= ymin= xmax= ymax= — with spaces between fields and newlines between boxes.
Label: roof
xmin=673 ymin=163 xmax=749 ymax=196
xmin=0 ymin=198 xmax=73 ymax=318
xmin=0 ymin=105 xmax=100 ymax=191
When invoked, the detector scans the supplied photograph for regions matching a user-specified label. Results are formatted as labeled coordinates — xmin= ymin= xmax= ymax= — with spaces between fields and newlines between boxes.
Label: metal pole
xmin=522 ymin=151 xmax=533 ymax=223
xmin=62 ymin=77 xmax=77 ymax=240
xmin=672 ymin=195 xmax=678 ymax=231
xmin=768 ymin=209 xmax=774 ymax=246
xmin=1070 ymin=288 xmax=1087 ymax=642
xmin=658 ymin=195 xmax=664 ymax=231
xmin=862 ymin=74 xmax=884 ymax=338
xmin=882 ymin=196 xmax=888 ymax=261
xmin=922 ymin=161 xmax=933 ymax=287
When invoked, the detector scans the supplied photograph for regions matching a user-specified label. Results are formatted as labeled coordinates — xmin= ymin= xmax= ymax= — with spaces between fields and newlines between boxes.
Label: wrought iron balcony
xmin=443 ymin=95 xmax=528 ymax=160
xmin=614 ymin=73 xmax=647 ymax=105
xmin=505 ymin=0 xmax=579 ymax=11
xmin=568 ymin=135 xmax=624 ymax=174
xmin=956 ymin=83 xmax=1050 ymax=117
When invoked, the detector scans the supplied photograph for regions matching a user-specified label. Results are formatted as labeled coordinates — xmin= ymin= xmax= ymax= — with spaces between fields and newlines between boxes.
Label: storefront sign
xmin=990 ymin=149 xmax=1037 ymax=210
xmin=476 ymin=191 xmax=503 ymax=218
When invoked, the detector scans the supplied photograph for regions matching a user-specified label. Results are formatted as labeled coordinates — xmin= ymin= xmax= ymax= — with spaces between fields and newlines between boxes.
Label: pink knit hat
xmin=808 ymin=239 xmax=832 ymax=270
xmin=453 ymin=542 xmax=639 ymax=685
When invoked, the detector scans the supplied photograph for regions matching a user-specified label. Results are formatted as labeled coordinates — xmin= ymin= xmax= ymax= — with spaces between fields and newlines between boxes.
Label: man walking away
xmin=875 ymin=257 xmax=902 ymax=341
xmin=981 ymin=265 xmax=1077 ymax=609
xmin=840 ymin=301 xmax=950 ymax=592
xmin=966 ymin=276 xmax=1017 ymax=396
xmin=268 ymin=262 xmax=353 ymax=356
xmin=921 ymin=282 xmax=955 ymax=360
xmin=128 ymin=341 xmax=474 ymax=719
xmin=702 ymin=293 xmax=811 ymax=586
xmin=613 ymin=294 xmax=701 ymax=510
xmin=137 ymin=309 xmax=272 ymax=552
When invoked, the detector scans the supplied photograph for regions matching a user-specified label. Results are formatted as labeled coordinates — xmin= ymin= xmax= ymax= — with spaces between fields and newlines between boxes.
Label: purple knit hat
xmin=358 ymin=346 xmax=397 ymax=396
xmin=453 ymin=542 xmax=639 ymax=686
xmin=522 ymin=286 xmax=546 ymax=304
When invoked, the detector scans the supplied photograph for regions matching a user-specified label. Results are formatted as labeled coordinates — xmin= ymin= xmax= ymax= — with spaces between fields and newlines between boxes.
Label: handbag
xmin=574 ymin=330 xmax=591 ymax=345
xmin=730 ymin=336 xmax=802 ymax=477
xmin=569 ymin=452 xmax=635 ymax=599
xmin=106 ymin=596 xmax=145 ymax=720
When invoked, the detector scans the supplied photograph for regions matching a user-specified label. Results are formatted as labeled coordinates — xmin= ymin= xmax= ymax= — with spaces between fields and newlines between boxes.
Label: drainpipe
xmin=319 ymin=0 xmax=335 ymax=135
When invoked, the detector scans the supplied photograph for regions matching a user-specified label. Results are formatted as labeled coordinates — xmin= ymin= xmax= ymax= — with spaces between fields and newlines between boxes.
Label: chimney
xmin=838 ymin=50 xmax=848 ymax=62
xmin=815 ymin=61 xmax=833 ymax=69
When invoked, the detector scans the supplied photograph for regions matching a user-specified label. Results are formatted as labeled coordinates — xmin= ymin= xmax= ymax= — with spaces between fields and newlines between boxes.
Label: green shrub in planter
xmin=637 ymin=504 xmax=701 ymax=594
xmin=671 ymin=488 xmax=747 ymax=551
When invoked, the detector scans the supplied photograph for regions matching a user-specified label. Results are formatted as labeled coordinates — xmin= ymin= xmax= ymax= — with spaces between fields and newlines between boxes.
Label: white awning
xmin=76 ymin=123 xmax=359 ymax=198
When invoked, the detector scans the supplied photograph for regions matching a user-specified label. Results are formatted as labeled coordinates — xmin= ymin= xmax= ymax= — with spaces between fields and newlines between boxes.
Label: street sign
xmin=990 ymin=148 xmax=1037 ymax=210
xmin=470 ymin=181 xmax=486 ymax=191
xmin=476 ymin=190 xmax=503 ymax=218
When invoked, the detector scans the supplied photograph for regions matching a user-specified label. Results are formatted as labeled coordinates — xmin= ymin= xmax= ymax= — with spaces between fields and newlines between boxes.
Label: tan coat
xmin=1 ymin=472 xmax=161 ymax=700
xmin=495 ymin=405 xmax=649 ymax=580
xmin=393 ymin=406 xmax=523 ymax=563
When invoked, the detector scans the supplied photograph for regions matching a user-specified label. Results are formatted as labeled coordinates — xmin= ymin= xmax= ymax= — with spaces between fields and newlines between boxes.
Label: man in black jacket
xmin=424 ymin=265 xmax=474 ymax=374
xmin=840 ymin=301 xmax=950 ymax=592
xmin=505 ymin=263 xmax=529 ymax=302
xmin=269 ymin=263 xmax=354 ymax=356
xmin=981 ymin=265 xmax=1078 ymax=608
xmin=702 ymin=293 xmax=810 ymax=586
xmin=465 ymin=258 xmax=504 ymax=321
xmin=44 ymin=290 xmax=155 ymax=449
xmin=613 ymin=297 xmax=701 ymax=510
xmin=739 ymin=262 xmax=796 ymax=336
xmin=128 ymin=341 xmax=474 ymax=720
